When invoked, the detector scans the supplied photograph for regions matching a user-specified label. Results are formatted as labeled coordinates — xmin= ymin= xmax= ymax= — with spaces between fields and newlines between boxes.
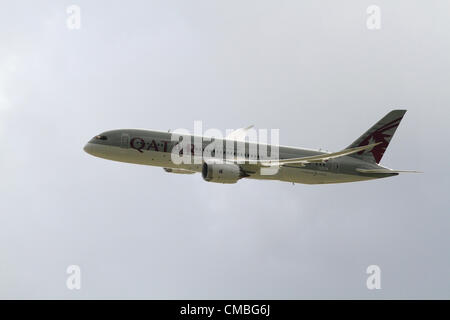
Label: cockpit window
xmin=94 ymin=135 xmax=108 ymax=140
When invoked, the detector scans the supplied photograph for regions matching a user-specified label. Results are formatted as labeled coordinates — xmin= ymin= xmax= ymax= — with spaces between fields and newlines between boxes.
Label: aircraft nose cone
xmin=83 ymin=143 xmax=95 ymax=155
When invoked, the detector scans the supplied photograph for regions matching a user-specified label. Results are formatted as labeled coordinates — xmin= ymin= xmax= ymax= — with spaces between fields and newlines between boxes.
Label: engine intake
xmin=202 ymin=162 xmax=248 ymax=184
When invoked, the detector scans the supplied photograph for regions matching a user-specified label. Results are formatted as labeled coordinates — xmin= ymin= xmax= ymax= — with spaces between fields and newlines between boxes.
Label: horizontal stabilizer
xmin=356 ymin=168 xmax=422 ymax=174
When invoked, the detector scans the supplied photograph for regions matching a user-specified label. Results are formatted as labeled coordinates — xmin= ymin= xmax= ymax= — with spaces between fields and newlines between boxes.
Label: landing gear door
xmin=121 ymin=134 xmax=129 ymax=149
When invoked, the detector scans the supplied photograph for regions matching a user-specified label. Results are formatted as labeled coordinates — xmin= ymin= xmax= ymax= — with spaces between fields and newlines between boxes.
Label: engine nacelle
xmin=201 ymin=162 xmax=247 ymax=184
xmin=163 ymin=167 xmax=195 ymax=174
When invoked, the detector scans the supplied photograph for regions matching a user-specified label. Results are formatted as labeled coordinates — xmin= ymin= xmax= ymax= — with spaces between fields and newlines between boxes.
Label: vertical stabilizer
xmin=347 ymin=110 xmax=406 ymax=163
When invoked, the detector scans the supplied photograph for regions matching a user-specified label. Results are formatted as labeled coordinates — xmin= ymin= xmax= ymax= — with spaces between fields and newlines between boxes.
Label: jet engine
xmin=201 ymin=162 xmax=248 ymax=184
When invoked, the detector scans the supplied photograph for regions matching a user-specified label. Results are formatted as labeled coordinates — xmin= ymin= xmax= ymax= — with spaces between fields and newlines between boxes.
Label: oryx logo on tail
xmin=347 ymin=110 xmax=406 ymax=163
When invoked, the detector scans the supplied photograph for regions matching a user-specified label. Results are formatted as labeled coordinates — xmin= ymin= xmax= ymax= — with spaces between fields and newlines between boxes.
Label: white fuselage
xmin=84 ymin=129 xmax=388 ymax=184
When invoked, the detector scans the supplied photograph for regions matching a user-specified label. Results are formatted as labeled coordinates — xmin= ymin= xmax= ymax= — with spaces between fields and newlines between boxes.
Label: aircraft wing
xmin=226 ymin=125 xmax=254 ymax=141
xmin=259 ymin=142 xmax=381 ymax=167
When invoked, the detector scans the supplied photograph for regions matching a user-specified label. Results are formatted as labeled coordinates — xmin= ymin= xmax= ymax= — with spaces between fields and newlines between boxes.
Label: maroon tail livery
xmin=346 ymin=110 xmax=407 ymax=164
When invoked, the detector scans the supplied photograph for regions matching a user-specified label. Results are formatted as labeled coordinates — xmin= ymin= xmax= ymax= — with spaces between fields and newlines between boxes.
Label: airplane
xmin=83 ymin=110 xmax=419 ymax=184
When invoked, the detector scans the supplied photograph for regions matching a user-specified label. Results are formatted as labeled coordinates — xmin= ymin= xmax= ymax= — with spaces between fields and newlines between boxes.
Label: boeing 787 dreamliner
xmin=84 ymin=110 xmax=418 ymax=184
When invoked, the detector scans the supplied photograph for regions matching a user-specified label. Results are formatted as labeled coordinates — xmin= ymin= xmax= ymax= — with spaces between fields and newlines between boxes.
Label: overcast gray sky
xmin=1 ymin=0 xmax=449 ymax=299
